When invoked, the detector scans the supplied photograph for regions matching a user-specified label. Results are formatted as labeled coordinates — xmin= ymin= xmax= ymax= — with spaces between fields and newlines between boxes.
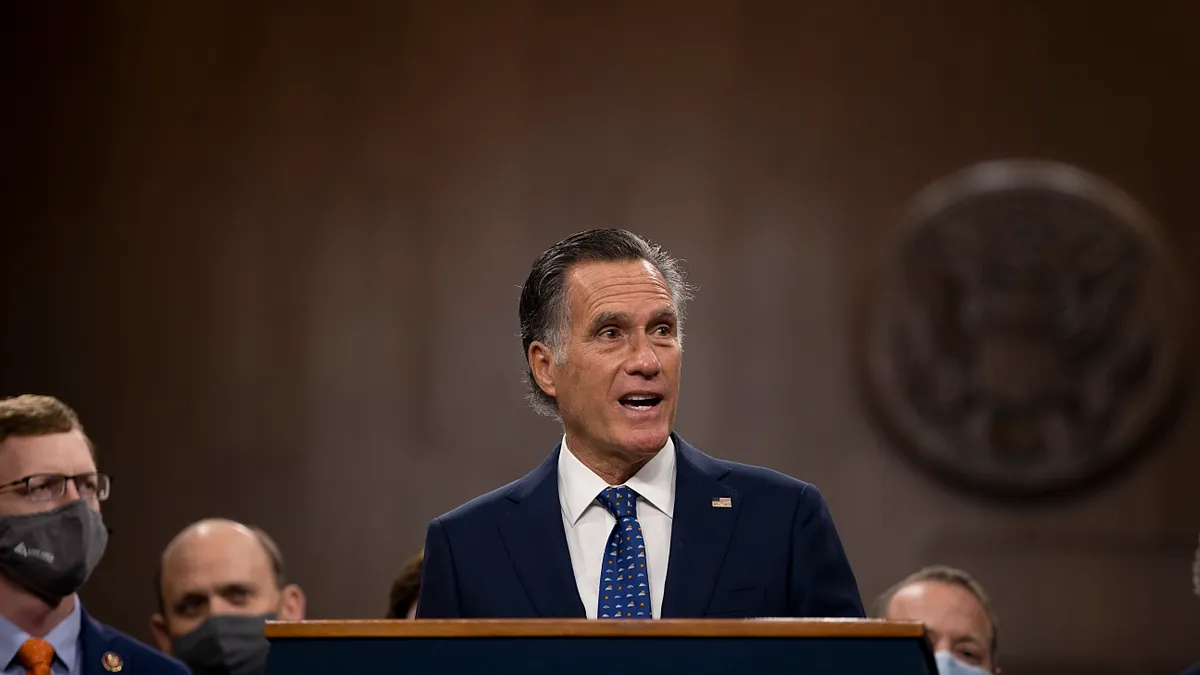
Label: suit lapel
xmin=497 ymin=446 xmax=586 ymax=618
xmin=79 ymin=608 xmax=114 ymax=675
xmin=661 ymin=436 xmax=741 ymax=618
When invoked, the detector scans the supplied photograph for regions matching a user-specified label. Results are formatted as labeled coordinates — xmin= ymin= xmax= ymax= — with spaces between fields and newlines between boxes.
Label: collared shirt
xmin=0 ymin=595 xmax=82 ymax=675
xmin=558 ymin=435 xmax=676 ymax=619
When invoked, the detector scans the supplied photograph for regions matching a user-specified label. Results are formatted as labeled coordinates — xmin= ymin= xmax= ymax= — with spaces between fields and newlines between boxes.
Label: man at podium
xmin=418 ymin=229 xmax=864 ymax=620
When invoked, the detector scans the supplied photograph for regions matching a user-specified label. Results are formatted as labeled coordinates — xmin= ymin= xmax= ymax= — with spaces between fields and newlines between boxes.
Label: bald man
xmin=150 ymin=519 xmax=306 ymax=675
xmin=874 ymin=566 xmax=999 ymax=675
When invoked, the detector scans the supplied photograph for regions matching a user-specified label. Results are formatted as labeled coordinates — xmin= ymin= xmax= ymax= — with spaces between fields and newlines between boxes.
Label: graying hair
xmin=518 ymin=229 xmax=693 ymax=418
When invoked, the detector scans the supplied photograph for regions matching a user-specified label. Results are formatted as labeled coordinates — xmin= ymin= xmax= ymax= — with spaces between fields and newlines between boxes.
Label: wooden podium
xmin=265 ymin=619 xmax=936 ymax=674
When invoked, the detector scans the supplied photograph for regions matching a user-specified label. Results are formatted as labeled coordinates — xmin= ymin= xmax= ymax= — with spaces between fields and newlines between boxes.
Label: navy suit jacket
xmin=81 ymin=608 xmax=189 ymax=675
xmin=417 ymin=433 xmax=865 ymax=618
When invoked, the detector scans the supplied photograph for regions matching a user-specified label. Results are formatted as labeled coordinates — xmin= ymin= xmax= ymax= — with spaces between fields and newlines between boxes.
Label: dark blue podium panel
xmin=266 ymin=620 xmax=936 ymax=675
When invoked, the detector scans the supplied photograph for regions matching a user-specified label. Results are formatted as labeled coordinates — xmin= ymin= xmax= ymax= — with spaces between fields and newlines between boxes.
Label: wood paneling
xmin=4 ymin=2 xmax=1197 ymax=673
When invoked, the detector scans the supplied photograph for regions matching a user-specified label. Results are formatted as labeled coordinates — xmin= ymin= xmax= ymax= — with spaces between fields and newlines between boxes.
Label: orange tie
xmin=17 ymin=638 xmax=55 ymax=675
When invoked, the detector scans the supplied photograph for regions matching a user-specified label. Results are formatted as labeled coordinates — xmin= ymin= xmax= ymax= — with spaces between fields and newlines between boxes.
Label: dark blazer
xmin=81 ymin=608 xmax=190 ymax=675
xmin=418 ymin=433 xmax=865 ymax=618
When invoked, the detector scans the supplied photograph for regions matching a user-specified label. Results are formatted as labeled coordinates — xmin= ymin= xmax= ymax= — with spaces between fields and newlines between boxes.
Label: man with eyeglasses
xmin=0 ymin=394 xmax=188 ymax=675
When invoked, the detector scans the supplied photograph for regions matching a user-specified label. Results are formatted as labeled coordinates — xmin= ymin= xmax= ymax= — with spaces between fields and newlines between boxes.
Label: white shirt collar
xmin=558 ymin=434 xmax=676 ymax=526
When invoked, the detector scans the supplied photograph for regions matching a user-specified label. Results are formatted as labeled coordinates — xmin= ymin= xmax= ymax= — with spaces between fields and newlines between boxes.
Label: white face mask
xmin=934 ymin=651 xmax=991 ymax=675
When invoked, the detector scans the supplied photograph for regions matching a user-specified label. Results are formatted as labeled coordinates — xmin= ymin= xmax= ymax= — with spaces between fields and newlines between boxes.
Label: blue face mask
xmin=934 ymin=651 xmax=991 ymax=675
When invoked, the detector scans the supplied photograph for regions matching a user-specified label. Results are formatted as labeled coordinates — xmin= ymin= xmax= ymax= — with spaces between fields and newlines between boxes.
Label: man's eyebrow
xmin=951 ymin=635 xmax=985 ymax=648
xmin=648 ymin=307 xmax=678 ymax=324
xmin=586 ymin=307 xmax=678 ymax=334
xmin=587 ymin=311 xmax=630 ymax=333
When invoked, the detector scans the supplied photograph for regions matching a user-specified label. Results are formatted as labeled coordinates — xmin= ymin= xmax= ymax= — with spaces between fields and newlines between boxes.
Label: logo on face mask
xmin=13 ymin=542 xmax=55 ymax=563
xmin=0 ymin=501 xmax=108 ymax=605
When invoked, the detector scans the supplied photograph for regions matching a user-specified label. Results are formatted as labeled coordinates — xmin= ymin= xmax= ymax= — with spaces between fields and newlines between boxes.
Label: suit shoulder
xmin=433 ymin=479 xmax=520 ymax=526
xmin=721 ymin=458 xmax=819 ymax=496
xmin=716 ymin=460 xmax=839 ymax=532
xmin=91 ymin=622 xmax=190 ymax=674
xmin=431 ymin=450 xmax=558 ymax=529
xmin=682 ymin=442 xmax=827 ymax=509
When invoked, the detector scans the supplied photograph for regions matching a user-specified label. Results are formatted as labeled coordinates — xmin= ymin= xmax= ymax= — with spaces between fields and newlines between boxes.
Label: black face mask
xmin=0 ymin=500 xmax=109 ymax=605
xmin=171 ymin=613 xmax=275 ymax=675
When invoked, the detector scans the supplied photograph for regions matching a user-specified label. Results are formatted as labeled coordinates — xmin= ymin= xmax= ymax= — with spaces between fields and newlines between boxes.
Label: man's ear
xmin=528 ymin=342 xmax=558 ymax=398
xmin=278 ymin=583 xmax=307 ymax=620
xmin=149 ymin=614 xmax=173 ymax=654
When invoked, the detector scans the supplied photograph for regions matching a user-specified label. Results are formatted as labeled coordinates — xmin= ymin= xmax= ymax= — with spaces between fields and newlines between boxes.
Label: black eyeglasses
xmin=0 ymin=472 xmax=112 ymax=502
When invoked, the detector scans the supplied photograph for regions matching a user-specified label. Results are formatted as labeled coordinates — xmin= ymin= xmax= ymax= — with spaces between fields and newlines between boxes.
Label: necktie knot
xmin=18 ymin=638 xmax=55 ymax=674
xmin=598 ymin=486 xmax=639 ymax=520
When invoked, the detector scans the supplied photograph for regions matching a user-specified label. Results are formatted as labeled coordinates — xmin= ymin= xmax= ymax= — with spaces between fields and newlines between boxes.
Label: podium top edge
xmin=265 ymin=619 xmax=925 ymax=639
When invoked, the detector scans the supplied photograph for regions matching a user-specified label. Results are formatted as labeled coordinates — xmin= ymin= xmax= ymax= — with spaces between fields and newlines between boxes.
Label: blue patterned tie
xmin=596 ymin=486 xmax=651 ymax=619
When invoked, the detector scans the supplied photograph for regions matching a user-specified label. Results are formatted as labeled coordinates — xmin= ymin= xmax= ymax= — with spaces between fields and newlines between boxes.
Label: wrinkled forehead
xmin=566 ymin=260 xmax=677 ymax=317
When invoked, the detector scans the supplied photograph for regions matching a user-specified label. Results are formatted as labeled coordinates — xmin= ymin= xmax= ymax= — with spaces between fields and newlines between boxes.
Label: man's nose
xmin=62 ymin=479 xmax=82 ymax=501
xmin=624 ymin=333 xmax=663 ymax=377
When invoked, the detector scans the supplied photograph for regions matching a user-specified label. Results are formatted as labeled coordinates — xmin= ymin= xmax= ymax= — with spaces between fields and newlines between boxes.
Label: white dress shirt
xmin=558 ymin=435 xmax=676 ymax=619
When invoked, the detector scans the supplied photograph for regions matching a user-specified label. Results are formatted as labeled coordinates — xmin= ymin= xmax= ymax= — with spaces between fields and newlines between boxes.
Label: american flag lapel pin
xmin=711 ymin=497 xmax=732 ymax=508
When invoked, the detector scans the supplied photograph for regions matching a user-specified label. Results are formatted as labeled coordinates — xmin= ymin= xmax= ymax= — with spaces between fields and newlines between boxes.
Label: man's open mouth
xmin=619 ymin=395 xmax=663 ymax=411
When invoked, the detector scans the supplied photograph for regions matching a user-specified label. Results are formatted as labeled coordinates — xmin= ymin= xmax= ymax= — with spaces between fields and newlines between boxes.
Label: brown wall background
xmin=4 ymin=2 xmax=1199 ymax=674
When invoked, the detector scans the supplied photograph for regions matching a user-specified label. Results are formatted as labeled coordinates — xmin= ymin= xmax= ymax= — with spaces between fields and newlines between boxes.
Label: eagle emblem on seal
xmin=856 ymin=159 xmax=1187 ymax=499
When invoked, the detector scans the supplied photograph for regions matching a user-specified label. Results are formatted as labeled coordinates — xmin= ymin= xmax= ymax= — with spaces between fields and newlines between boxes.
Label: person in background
xmin=418 ymin=228 xmax=864 ymax=619
xmin=385 ymin=548 xmax=423 ymax=619
xmin=875 ymin=565 xmax=999 ymax=675
xmin=1180 ymin=535 xmax=1200 ymax=675
xmin=151 ymin=518 xmax=306 ymax=675
xmin=0 ymin=394 xmax=188 ymax=675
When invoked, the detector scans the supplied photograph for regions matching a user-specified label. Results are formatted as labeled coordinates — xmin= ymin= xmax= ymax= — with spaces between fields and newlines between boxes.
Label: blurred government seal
xmin=856 ymin=159 xmax=1188 ymax=500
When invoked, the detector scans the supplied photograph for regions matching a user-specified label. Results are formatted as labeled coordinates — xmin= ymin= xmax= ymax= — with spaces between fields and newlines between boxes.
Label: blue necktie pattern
xmin=596 ymin=486 xmax=650 ymax=619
